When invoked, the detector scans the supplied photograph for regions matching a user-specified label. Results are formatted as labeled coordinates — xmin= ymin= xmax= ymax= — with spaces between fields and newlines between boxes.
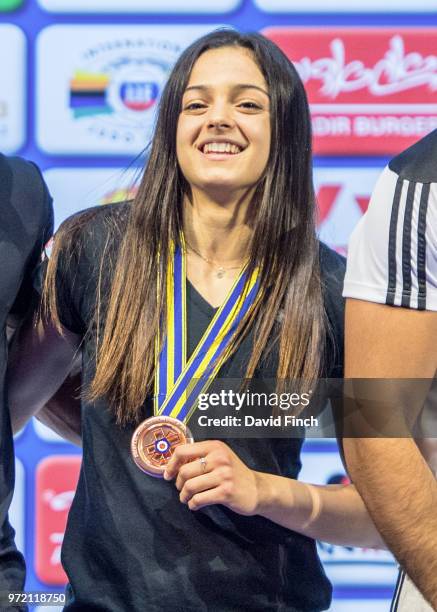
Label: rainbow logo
xmin=69 ymin=71 xmax=111 ymax=118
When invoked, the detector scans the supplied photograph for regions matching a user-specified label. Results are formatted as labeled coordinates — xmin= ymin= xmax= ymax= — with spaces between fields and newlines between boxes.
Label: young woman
xmin=9 ymin=30 xmax=384 ymax=612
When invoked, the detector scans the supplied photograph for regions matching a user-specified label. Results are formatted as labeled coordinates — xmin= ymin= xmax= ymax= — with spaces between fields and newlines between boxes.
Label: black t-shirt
xmin=0 ymin=155 xmax=53 ymax=595
xmin=55 ymin=203 xmax=345 ymax=612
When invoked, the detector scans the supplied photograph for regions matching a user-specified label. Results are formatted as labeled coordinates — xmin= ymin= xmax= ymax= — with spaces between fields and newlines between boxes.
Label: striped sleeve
xmin=343 ymin=166 xmax=437 ymax=311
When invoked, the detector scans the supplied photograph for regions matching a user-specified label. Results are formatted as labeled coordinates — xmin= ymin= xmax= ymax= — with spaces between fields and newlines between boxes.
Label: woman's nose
xmin=206 ymin=104 xmax=234 ymax=130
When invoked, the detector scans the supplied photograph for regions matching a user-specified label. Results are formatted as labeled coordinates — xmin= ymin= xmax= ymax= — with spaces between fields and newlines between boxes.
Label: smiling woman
xmin=177 ymin=45 xmax=272 ymax=306
xmin=8 ymin=29 xmax=385 ymax=612
xmin=177 ymin=46 xmax=271 ymax=202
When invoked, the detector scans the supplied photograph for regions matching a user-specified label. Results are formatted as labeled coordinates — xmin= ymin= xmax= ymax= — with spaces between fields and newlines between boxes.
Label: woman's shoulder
xmin=318 ymin=243 xmax=346 ymax=376
xmin=58 ymin=200 xmax=130 ymax=237
xmin=319 ymin=242 xmax=346 ymax=295
xmin=56 ymin=201 xmax=131 ymax=259
xmin=318 ymin=242 xmax=346 ymax=283
xmin=318 ymin=241 xmax=346 ymax=321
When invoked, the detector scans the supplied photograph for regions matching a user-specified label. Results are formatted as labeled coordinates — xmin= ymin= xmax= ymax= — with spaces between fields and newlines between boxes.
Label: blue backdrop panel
xmin=2 ymin=0 xmax=436 ymax=610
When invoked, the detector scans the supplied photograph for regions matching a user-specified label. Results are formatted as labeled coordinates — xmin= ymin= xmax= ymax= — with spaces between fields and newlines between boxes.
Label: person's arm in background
xmin=7 ymin=195 xmax=97 ymax=447
xmin=36 ymin=373 xmax=82 ymax=447
xmin=7 ymin=314 xmax=82 ymax=446
xmin=7 ymin=315 xmax=82 ymax=445
xmin=342 ymin=131 xmax=437 ymax=608
xmin=344 ymin=300 xmax=437 ymax=607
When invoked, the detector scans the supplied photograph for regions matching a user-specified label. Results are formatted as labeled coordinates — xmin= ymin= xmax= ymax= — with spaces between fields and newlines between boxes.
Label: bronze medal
xmin=130 ymin=243 xmax=259 ymax=477
xmin=131 ymin=415 xmax=194 ymax=478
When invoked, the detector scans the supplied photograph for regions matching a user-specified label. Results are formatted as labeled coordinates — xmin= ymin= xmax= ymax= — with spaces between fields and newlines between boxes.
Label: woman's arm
xmin=254 ymin=471 xmax=385 ymax=548
xmin=35 ymin=373 xmax=82 ymax=447
xmin=164 ymin=440 xmax=386 ymax=549
xmin=7 ymin=315 xmax=81 ymax=434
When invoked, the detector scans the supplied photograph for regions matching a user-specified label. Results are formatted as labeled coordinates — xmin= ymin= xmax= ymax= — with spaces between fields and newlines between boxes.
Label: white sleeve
xmin=343 ymin=166 xmax=437 ymax=311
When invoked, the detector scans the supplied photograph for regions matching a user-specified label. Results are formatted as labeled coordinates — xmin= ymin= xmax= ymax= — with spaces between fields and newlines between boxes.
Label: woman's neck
xmin=182 ymin=189 xmax=253 ymax=265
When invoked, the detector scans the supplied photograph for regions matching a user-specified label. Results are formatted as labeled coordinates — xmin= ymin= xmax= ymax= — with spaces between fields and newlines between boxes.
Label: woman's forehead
xmin=186 ymin=47 xmax=266 ymax=89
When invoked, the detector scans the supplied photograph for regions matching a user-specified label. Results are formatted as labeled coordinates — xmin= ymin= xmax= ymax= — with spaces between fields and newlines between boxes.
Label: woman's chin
xmin=192 ymin=180 xmax=254 ymax=202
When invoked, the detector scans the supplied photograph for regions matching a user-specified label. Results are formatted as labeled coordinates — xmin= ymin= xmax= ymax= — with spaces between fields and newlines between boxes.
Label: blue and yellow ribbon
xmin=154 ymin=242 xmax=259 ymax=424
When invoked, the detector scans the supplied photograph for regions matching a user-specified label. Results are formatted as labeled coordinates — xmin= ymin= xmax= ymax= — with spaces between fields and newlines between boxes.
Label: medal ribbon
xmin=154 ymin=242 xmax=259 ymax=424
xmin=154 ymin=241 xmax=186 ymax=410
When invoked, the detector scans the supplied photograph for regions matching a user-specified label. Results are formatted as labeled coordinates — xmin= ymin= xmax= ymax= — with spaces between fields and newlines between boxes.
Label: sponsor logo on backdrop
xmin=37 ymin=26 xmax=217 ymax=155
xmin=0 ymin=0 xmax=23 ymax=9
xmin=0 ymin=25 xmax=25 ymax=153
xmin=35 ymin=456 xmax=81 ymax=584
xmin=263 ymin=28 xmax=437 ymax=155
xmin=38 ymin=0 xmax=240 ymax=12
xmin=313 ymin=167 xmax=381 ymax=253
xmin=256 ymin=0 xmax=437 ymax=12
xmin=299 ymin=451 xmax=397 ymax=585
xmin=69 ymin=56 xmax=162 ymax=121
xmin=43 ymin=168 xmax=140 ymax=227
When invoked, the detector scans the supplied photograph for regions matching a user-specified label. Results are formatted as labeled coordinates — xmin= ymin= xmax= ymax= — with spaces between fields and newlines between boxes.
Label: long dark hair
xmin=46 ymin=29 xmax=325 ymax=425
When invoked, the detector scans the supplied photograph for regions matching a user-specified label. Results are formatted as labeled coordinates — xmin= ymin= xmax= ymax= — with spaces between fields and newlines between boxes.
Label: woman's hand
xmin=163 ymin=440 xmax=262 ymax=515
xmin=163 ymin=440 xmax=387 ymax=549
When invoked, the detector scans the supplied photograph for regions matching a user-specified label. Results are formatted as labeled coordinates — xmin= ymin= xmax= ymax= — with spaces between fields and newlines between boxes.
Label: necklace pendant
xmin=216 ymin=268 xmax=225 ymax=279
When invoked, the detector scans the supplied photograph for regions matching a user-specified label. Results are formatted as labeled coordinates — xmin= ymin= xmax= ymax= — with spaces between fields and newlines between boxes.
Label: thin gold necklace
xmin=185 ymin=241 xmax=247 ymax=279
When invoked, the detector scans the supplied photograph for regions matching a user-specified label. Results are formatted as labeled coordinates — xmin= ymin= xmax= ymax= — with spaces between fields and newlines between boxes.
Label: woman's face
xmin=176 ymin=46 xmax=271 ymax=200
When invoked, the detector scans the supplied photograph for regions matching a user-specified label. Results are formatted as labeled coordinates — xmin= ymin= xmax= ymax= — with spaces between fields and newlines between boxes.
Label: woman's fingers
xmin=179 ymin=471 xmax=222 ymax=504
xmin=186 ymin=488 xmax=227 ymax=511
xmin=163 ymin=440 xmax=259 ymax=516
xmin=175 ymin=455 xmax=212 ymax=491
xmin=164 ymin=440 xmax=227 ymax=480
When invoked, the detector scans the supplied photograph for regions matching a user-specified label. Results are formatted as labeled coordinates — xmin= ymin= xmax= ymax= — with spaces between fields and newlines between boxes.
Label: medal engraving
xmin=131 ymin=416 xmax=193 ymax=478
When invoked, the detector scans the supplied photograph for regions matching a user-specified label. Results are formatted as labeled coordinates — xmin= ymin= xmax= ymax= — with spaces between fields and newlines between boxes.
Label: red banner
xmin=263 ymin=28 xmax=437 ymax=155
xmin=35 ymin=456 xmax=81 ymax=585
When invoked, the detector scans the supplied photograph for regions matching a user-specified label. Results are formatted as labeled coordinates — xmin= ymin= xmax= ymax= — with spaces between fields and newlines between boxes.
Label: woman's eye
xmin=184 ymin=102 xmax=206 ymax=111
xmin=238 ymin=101 xmax=262 ymax=110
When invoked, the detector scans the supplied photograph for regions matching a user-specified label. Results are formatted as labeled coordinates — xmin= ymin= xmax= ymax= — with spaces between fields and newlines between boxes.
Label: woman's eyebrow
xmin=184 ymin=84 xmax=270 ymax=98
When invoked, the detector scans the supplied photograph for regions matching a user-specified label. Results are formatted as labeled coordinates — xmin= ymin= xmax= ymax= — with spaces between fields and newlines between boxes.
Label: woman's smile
xmin=197 ymin=138 xmax=246 ymax=160
xmin=177 ymin=46 xmax=270 ymax=199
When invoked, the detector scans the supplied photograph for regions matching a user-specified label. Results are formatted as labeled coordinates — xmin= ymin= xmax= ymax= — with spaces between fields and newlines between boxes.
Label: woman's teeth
xmin=202 ymin=142 xmax=242 ymax=154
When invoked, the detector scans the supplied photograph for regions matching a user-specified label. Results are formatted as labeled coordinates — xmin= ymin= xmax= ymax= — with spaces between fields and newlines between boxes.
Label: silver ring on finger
xmin=199 ymin=456 xmax=207 ymax=472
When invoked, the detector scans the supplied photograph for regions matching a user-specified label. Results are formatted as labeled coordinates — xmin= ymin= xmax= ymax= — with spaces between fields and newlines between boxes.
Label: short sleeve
xmin=343 ymin=166 xmax=437 ymax=311
xmin=52 ymin=222 xmax=93 ymax=337
xmin=49 ymin=203 xmax=126 ymax=337
xmin=320 ymin=243 xmax=346 ymax=378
